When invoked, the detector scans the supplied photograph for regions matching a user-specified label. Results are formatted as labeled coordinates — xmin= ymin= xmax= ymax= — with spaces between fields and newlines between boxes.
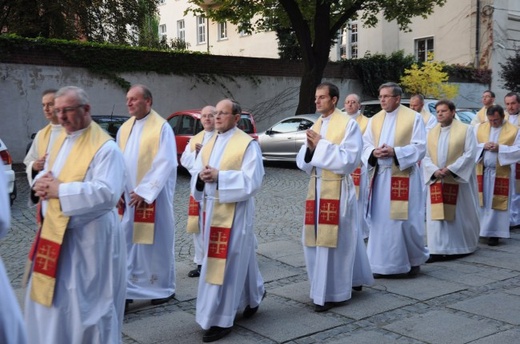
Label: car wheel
xmin=10 ymin=182 xmax=16 ymax=206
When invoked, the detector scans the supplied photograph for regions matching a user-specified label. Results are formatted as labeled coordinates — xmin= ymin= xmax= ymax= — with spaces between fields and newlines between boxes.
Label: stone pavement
xmin=2 ymin=163 xmax=520 ymax=344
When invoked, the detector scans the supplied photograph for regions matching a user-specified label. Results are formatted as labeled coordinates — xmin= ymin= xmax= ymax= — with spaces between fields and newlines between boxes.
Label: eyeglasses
xmin=54 ymin=105 xmax=85 ymax=115
xmin=378 ymin=95 xmax=397 ymax=100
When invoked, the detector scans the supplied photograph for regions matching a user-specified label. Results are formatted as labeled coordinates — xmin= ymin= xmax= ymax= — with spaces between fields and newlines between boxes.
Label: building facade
xmin=158 ymin=0 xmax=519 ymax=100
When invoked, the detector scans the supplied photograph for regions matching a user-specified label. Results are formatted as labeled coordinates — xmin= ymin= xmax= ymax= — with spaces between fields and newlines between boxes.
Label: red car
xmin=167 ymin=109 xmax=258 ymax=164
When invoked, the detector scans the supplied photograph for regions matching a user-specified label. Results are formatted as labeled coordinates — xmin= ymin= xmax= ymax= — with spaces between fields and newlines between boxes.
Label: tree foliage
xmin=346 ymin=50 xmax=416 ymax=99
xmin=1 ymin=0 xmax=160 ymax=45
xmin=400 ymin=54 xmax=458 ymax=99
xmin=188 ymin=0 xmax=446 ymax=114
xmin=499 ymin=50 xmax=520 ymax=92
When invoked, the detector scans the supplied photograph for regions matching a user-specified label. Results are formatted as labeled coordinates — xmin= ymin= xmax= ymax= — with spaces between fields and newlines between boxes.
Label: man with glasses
xmin=118 ymin=84 xmax=177 ymax=310
xmin=181 ymin=105 xmax=216 ymax=278
xmin=362 ymin=82 xmax=429 ymax=278
xmin=471 ymin=90 xmax=496 ymax=126
xmin=25 ymin=86 xmax=127 ymax=343
xmin=475 ymin=105 xmax=520 ymax=246
xmin=24 ymin=89 xmax=62 ymax=186
xmin=191 ymin=98 xmax=265 ymax=342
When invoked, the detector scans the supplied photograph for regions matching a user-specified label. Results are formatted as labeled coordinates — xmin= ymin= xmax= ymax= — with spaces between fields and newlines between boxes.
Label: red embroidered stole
xmin=370 ymin=105 xmax=415 ymax=220
xmin=28 ymin=122 xmax=110 ymax=307
xmin=200 ymin=130 xmax=253 ymax=285
xmin=118 ymin=110 xmax=164 ymax=244
xmin=351 ymin=114 xmax=369 ymax=199
xmin=476 ymin=121 xmax=518 ymax=211
xmin=187 ymin=130 xmax=208 ymax=234
xmin=427 ymin=121 xmax=467 ymax=221
xmin=304 ymin=109 xmax=349 ymax=248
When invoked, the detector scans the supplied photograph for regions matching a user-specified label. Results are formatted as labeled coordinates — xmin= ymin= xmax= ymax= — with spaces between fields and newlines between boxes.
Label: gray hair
xmin=379 ymin=82 xmax=403 ymax=97
xmin=55 ymin=86 xmax=90 ymax=105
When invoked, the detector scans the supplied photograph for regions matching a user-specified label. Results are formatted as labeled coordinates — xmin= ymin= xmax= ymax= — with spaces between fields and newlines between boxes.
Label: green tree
xmin=499 ymin=50 xmax=520 ymax=93
xmin=188 ymin=0 xmax=446 ymax=114
xmin=1 ymin=0 xmax=160 ymax=45
xmin=400 ymin=54 xmax=459 ymax=99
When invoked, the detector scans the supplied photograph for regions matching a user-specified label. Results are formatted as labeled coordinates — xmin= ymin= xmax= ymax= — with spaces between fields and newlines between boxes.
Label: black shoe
xmin=188 ymin=265 xmax=201 ymax=278
xmin=151 ymin=293 xmax=175 ymax=305
xmin=408 ymin=266 xmax=420 ymax=277
xmin=352 ymin=286 xmax=363 ymax=291
xmin=124 ymin=299 xmax=133 ymax=313
xmin=243 ymin=290 xmax=266 ymax=319
xmin=314 ymin=301 xmax=342 ymax=312
xmin=372 ymin=273 xmax=384 ymax=279
xmin=487 ymin=237 xmax=499 ymax=246
xmin=426 ymin=254 xmax=442 ymax=263
xmin=202 ymin=326 xmax=232 ymax=342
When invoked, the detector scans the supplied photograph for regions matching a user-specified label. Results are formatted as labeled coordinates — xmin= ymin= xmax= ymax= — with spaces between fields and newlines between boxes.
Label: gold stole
xmin=428 ymin=121 xmax=467 ymax=221
xmin=36 ymin=124 xmax=53 ymax=157
xmin=305 ymin=110 xmax=349 ymax=248
xmin=201 ymin=130 xmax=252 ymax=285
xmin=476 ymin=106 xmax=487 ymax=124
xmin=29 ymin=123 xmax=110 ymax=307
xmin=476 ymin=121 xmax=518 ymax=210
xmin=351 ymin=114 xmax=368 ymax=199
xmin=370 ymin=106 xmax=415 ymax=220
xmin=420 ymin=108 xmax=431 ymax=126
xmin=118 ymin=110 xmax=164 ymax=244
xmin=187 ymin=130 xmax=207 ymax=234
xmin=508 ymin=114 xmax=520 ymax=194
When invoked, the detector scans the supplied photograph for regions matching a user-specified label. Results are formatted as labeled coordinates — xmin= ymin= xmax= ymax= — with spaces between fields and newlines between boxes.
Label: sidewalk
xmin=4 ymin=165 xmax=520 ymax=343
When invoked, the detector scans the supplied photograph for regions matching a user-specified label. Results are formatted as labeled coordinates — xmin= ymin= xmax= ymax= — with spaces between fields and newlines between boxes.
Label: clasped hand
xmin=199 ymin=165 xmax=218 ymax=184
xmin=373 ymin=143 xmax=394 ymax=159
xmin=306 ymin=129 xmax=321 ymax=151
xmin=33 ymin=172 xmax=60 ymax=199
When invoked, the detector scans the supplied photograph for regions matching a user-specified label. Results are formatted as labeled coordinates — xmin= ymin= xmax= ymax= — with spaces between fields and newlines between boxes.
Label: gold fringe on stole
xmin=30 ymin=123 xmax=110 ymax=307
xmin=370 ymin=106 xmax=415 ymax=220
xmin=201 ymin=130 xmax=253 ymax=285
xmin=476 ymin=121 xmax=518 ymax=211
xmin=118 ymin=111 xmax=164 ymax=244
xmin=427 ymin=121 xmax=467 ymax=220
xmin=304 ymin=109 xmax=348 ymax=248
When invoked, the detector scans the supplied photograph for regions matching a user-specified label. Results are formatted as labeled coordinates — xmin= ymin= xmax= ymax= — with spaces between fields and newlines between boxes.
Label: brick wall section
xmin=0 ymin=39 xmax=358 ymax=79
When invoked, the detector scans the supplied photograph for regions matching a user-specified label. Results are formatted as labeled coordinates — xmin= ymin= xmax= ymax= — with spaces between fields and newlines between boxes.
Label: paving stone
xmin=383 ymin=310 xmax=500 ymax=344
xmin=449 ymin=292 xmax=520 ymax=325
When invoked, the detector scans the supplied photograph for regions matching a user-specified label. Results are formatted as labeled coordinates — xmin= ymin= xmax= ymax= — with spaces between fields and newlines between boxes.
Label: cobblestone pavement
xmin=3 ymin=163 xmax=520 ymax=344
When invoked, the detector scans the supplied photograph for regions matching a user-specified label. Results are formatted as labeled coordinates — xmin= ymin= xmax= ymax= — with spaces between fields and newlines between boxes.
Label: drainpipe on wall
xmin=476 ymin=0 xmax=480 ymax=68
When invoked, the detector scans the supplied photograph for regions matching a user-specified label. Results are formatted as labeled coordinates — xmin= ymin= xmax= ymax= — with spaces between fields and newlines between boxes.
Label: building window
xmin=349 ymin=22 xmax=358 ymax=59
xmin=159 ymin=24 xmax=167 ymax=41
xmin=218 ymin=22 xmax=227 ymax=40
xmin=415 ymin=37 xmax=434 ymax=62
xmin=177 ymin=20 xmax=185 ymax=41
xmin=197 ymin=16 xmax=206 ymax=44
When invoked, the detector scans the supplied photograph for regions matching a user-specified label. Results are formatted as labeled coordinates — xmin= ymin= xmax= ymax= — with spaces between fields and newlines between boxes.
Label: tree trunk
xmin=295 ymin=63 xmax=327 ymax=115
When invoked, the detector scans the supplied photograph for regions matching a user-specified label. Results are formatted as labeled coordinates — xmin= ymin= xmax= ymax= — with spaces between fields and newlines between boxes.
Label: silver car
xmin=258 ymin=114 xmax=319 ymax=162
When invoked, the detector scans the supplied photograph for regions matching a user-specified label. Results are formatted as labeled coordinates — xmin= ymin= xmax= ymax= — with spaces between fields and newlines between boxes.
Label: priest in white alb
xmin=191 ymin=98 xmax=265 ymax=343
xmin=298 ymin=83 xmax=371 ymax=312
xmin=25 ymin=86 xmax=127 ymax=344
xmin=504 ymin=92 xmax=520 ymax=228
xmin=363 ymin=82 xmax=429 ymax=278
xmin=474 ymin=104 xmax=520 ymax=246
xmin=118 ymin=84 xmax=177 ymax=308
xmin=423 ymin=100 xmax=480 ymax=262
xmin=181 ymin=105 xmax=216 ymax=278
xmin=1 ymin=161 xmax=27 ymax=344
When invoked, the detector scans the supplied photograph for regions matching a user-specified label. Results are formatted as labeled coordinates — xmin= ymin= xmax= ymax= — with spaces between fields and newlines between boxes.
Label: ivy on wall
xmin=0 ymin=34 xmax=248 ymax=92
